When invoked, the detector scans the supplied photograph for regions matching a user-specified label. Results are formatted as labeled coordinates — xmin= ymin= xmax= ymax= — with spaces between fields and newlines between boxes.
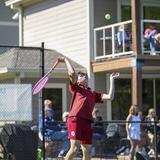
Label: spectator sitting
xmin=92 ymin=108 xmax=103 ymax=126
xmin=92 ymin=108 xmax=105 ymax=157
xmin=155 ymin=33 xmax=160 ymax=44
xmin=145 ymin=108 xmax=158 ymax=155
xmin=117 ymin=24 xmax=131 ymax=52
xmin=38 ymin=99 xmax=68 ymax=157
xmin=92 ymin=108 xmax=105 ymax=139
xmin=58 ymin=112 xmax=70 ymax=158
xmin=144 ymin=23 xmax=159 ymax=55
xmin=61 ymin=111 xmax=69 ymax=129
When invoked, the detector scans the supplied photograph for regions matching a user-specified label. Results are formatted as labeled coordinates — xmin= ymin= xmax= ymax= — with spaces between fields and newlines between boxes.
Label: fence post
xmin=40 ymin=42 xmax=45 ymax=160
xmin=154 ymin=120 xmax=158 ymax=160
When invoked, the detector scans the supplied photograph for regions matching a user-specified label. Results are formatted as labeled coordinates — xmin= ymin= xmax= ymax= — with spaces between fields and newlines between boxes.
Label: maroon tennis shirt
xmin=68 ymin=82 xmax=103 ymax=121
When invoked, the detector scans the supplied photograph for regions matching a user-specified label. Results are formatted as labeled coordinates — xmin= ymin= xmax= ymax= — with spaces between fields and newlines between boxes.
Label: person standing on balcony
xmin=117 ymin=24 xmax=131 ymax=52
xmin=126 ymin=104 xmax=142 ymax=160
xmin=144 ymin=23 xmax=158 ymax=55
xmin=57 ymin=56 xmax=120 ymax=160
xmin=155 ymin=32 xmax=160 ymax=44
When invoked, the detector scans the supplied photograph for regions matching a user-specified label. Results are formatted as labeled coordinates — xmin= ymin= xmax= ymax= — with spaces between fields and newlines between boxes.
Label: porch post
xmin=131 ymin=0 xmax=141 ymax=55
xmin=131 ymin=0 xmax=142 ymax=107
xmin=132 ymin=61 xmax=142 ymax=107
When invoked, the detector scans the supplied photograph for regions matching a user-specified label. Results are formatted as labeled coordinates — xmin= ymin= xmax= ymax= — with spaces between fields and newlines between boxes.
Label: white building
xmin=0 ymin=0 xmax=18 ymax=45
xmin=5 ymin=0 xmax=160 ymax=121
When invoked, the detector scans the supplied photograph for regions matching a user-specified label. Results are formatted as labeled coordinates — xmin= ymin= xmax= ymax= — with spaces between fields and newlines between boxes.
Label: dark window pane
xmin=142 ymin=79 xmax=153 ymax=116
xmin=144 ymin=6 xmax=160 ymax=20
xmin=121 ymin=5 xmax=160 ymax=21
xmin=44 ymin=88 xmax=62 ymax=121
xmin=112 ymin=79 xmax=131 ymax=120
xmin=121 ymin=6 xmax=131 ymax=21
xmin=156 ymin=80 xmax=160 ymax=117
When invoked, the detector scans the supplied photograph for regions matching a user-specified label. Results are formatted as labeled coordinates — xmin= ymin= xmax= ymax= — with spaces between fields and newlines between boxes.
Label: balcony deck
xmin=93 ymin=20 xmax=160 ymax=73
xmin=92 ymin=54 xmax=160 ymax=74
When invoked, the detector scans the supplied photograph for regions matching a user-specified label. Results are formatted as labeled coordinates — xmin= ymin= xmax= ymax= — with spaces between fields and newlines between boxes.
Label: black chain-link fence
xmin=48 ymin=121 xmax=160 ymax=160
xmin=0 ymin=45 xmax=159 ymax=160
xmin=0 ymin=45 xmax=64 ymax=160
xmin=90 ymin=121 xmax=160 ymax=160
xmin=0 ymin=45 xmax=43 ymax=160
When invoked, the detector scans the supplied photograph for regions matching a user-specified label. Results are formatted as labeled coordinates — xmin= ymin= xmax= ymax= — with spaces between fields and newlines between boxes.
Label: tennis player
xmin=58 ymin=56 xmax=119 ymax=160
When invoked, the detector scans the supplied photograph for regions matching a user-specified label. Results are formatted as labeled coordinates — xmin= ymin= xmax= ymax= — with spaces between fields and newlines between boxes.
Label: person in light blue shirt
xmin=126 ymin=104 xmax=142 ymax=160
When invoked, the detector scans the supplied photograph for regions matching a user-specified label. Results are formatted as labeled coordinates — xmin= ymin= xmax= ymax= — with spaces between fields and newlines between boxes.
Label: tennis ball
xmin=105 ymin=14 xmax=111 ymax=20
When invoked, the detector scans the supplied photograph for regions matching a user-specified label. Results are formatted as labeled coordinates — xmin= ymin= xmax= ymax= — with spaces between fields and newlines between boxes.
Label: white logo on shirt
xmin=71 ymin=131 xmax=75 ymax=136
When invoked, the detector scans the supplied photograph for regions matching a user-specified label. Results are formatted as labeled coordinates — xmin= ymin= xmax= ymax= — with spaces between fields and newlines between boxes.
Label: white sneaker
xmin=151 ymin=52 xmax=156 ymax=55
xmin=148 ymin=149 xmax=155 ymax=155
xmin=124 ymin=148 xmax=129 ymax=155
xmin=91 ymin=147 xmax=96 ymax=156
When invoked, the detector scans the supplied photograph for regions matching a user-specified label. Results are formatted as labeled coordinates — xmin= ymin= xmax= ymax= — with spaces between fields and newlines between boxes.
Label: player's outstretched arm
xmin=101 ymin=72 xmax=120 ymax=100
xmin=58 ymin=56 xmax=77 ymax=84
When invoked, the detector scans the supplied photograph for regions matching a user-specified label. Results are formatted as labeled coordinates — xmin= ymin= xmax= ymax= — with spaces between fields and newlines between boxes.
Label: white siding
xmin=23 ymin=0 xmax=89 ymax=68
xmin=0 ymin=1 xmax=18 ymax=45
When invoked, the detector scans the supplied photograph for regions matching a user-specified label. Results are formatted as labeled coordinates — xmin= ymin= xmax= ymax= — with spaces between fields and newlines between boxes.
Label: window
xmin=112 ymin=78 xmax=160 ymax=120
xmin=112 ymin=79 xmax=131 ymax=120
xmin=144 ymin=6 xmax=160 ymax=20
xmin=44 ymin=83 xmax=67 ymax=121
xmin=121 ymin=5 xmax=160 ymax=21
xmin=155 ymin=80 xmax=160 ymax=117
xmin=142 ymin=79 xmax=153 ymax=116
xmin=44 ymin=88 xmax=62 ymax=121
xmin=121 ymin=5 xmax=131 ymax=21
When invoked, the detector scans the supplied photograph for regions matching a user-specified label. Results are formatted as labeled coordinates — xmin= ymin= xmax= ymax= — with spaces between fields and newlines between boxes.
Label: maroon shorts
xmin=67 ymin=117 xmax=93 ymax=144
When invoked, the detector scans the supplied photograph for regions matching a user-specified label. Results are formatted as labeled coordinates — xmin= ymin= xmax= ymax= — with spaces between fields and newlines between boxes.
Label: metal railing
xmin=141 ymin=19 xmax=160 ymax=55
xmin=94 ymin=19 xmax=160 ymax=60
xmin=0 ymin=118 xmax=159 ymax=159
xmin=0 ymin=45 xmax=46 ymax=160
xmin=94 ymin=20 xmax=133 ymax=60
xmin=47 ymin=120 xmax=160 ymax=159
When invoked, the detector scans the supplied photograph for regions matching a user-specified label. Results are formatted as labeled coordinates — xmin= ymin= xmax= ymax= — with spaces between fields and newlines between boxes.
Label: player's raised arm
xmin=101 ymin=72 xmax=120 ymax=101
xmin=58 ymin=56 xmax=77 ymax=84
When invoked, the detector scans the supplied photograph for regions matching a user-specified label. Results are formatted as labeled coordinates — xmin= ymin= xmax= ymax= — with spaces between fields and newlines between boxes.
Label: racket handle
xmin=51 ymin=60 xmax=59 ymax=70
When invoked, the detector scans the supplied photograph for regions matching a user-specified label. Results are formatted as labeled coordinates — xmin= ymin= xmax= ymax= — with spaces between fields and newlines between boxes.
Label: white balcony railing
xmin=94 ymin=19 xmax=160 ymax=60
xmin=94 ymin=20 xmax=133 ymax=60
xmin=141 ymin=19 xmax=160 ymax=55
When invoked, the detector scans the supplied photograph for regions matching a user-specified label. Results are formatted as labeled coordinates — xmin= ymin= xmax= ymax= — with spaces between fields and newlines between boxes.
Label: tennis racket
xmin=32 ymin=60 xmax=59 ymax=95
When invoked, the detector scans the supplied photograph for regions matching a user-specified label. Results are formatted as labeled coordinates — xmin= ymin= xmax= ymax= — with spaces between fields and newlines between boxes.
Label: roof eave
xmin=5 ymin=0 xmax=42 ymax=8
